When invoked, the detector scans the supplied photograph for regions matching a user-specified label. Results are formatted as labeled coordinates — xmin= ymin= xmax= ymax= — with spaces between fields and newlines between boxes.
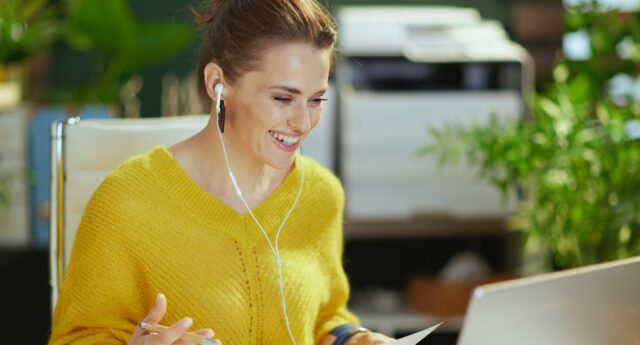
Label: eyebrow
xmin=269 ymin=85 xmax=327 ymax=96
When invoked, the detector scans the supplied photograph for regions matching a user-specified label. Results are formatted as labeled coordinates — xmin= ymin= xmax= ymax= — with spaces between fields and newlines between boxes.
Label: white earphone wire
xmin=214 ymin=83 xmax=302 ymax=345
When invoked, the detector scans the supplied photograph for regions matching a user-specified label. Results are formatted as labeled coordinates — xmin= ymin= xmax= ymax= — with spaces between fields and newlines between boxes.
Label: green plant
xmin=0 ymin=0 xmax=60 ymax=64
xmin=422 ymin=3 xmax=640 ymax=269
xmin=55 ymin=0 xmax=195 ymax=103
xmin=0 ymin=154 xmax=20 ymax=226
xmin=564 ymin=1 xmax=640 ymax=98
xmin=0 ymin=0 xmax=58 ymax=222
xmin=0 ymin=170 xmax=9 ymax=225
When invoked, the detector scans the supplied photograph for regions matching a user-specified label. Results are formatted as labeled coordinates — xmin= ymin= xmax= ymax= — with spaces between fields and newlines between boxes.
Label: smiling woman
xmin=48 ymin=1 xmax=392 ymax=345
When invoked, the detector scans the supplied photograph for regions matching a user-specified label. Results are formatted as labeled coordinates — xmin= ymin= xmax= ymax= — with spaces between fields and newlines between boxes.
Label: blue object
xmin=28 ymin=105 xmax=112 ymax=248
xmin=330 ymin=323 xmax=359 ymax=345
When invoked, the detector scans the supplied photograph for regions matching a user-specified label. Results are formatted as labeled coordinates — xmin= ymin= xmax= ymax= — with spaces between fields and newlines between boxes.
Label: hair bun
xmin=195 ymin=0 xmax=337 ymax=96
xmin=192 ymin=0 xmax=228 ymax=25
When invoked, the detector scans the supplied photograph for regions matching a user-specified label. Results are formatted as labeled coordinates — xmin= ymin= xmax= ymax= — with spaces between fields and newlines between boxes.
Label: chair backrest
xmin=49 ymin=115 xmax=209 ymax=309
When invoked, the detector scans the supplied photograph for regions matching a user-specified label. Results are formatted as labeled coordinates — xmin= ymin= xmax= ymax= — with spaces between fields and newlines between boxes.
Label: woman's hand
xmin=127 ymin=293 xmax=219 ymax=345
xmin=346 ymin=331 xmax=394 ymax=345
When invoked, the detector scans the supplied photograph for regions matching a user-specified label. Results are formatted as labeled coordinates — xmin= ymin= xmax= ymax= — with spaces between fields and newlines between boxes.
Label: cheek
xmin=309 ymin=110 xmax=322 ymax=130
xmin=238 ymin=101 xmax=276 ymax=129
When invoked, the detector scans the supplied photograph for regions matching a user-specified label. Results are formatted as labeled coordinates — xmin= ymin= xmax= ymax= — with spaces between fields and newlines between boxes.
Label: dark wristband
xmin=330 ymin=323 xmax=370 ymax=345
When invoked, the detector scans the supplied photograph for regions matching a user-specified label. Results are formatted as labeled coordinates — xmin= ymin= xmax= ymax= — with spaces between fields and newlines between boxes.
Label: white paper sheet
xmin=384 ymin=323 xmax=442 ymax=345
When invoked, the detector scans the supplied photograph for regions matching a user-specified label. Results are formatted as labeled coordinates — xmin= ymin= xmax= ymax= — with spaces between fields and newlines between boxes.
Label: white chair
xmin=49 ymin=115 xmax=209 ymax=309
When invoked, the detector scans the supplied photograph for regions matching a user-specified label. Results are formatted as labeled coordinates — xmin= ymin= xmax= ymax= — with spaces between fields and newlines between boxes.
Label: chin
xmin=265 ymin=153 xmax=297 ymax=170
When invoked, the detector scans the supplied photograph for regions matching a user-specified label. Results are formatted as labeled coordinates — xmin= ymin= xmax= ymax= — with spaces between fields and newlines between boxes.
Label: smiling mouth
xmin=269 ymin=130 xmax=301 ymax=146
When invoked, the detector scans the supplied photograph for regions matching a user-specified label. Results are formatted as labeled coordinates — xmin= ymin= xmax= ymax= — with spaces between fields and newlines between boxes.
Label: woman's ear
xmin=203 ymin=62 xmax=226 ymax=101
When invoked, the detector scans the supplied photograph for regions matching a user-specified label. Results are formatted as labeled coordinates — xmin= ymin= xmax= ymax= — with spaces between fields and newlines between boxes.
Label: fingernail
xmin=181 ymin=318 xmax=193 ymax=328
xmin=156 ymin=293 xmax=164 ymax=304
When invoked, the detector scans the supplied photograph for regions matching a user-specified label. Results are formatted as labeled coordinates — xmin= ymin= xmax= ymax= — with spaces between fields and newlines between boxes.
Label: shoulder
xmin=87 ymin=147 xmax=165 ymax=213
xmin=299 ymin=155 xmax=344 ymax=203
xmin=71 ymin=149 xmax=167 ymax=254
xmin=110 ymin=146 xmax=165 ymax=182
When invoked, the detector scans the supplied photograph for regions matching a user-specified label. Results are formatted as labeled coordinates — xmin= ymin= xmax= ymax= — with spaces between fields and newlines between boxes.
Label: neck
xmin=194 ymin=118 xmax=292 ymax=208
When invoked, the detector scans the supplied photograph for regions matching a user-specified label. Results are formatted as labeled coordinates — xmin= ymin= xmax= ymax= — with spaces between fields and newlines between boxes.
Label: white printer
xmin=336 ymin=7 xmax=533 ymax=230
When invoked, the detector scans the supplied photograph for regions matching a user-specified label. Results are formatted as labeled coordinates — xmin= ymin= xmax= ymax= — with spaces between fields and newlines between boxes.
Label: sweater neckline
xmin=149 ymin=146 xmax=305 ymax=239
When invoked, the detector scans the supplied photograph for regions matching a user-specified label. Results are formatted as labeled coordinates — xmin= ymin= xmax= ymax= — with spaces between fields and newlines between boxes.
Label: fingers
xmin=193 ymin=328 xmax=215 ymax=338
xmin=173 ymin=329 xmax=220 ymax=345
xmin=143 ymin=293 xmax=168 ymax=324
xmin=155 ymin=317 xmax=193 ymax=344
xmin=352 ymin=332 xmax=394 ymax=345
xmin=129 ymin=293 xmax=168 ymax=341
xmin=195 ymin=329 xmax=222 ymax=345
xmin=129 ymin=293 xmax=219 ymax=345
xmin=368 ymin=332 xmax=394 ymax=345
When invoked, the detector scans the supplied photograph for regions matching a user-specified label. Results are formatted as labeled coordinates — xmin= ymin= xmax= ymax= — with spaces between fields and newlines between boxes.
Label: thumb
xmin=142 ymin=293 xmax=167 ymax=324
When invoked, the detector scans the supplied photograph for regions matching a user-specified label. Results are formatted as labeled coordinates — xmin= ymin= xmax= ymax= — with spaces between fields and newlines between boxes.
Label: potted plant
xmin=0 ymin=0 xmax=60 ymax=107
xmin=0 ymin=0 xmax=60 ymax=235
xmin=51 ymin=0 xmax=195 ymax=105
xmin=421 ymin=2 xmax=640 ymax=270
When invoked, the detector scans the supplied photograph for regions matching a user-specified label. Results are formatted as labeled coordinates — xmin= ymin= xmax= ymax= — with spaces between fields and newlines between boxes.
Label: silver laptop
xmin=457 ymin=256 xmax=640 ymax=345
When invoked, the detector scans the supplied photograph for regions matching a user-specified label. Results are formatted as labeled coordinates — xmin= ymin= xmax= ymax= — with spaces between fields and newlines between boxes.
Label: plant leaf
xmin=64 ymin=0 xmax=136 ymax=53
xmin=120 ymin=21 xmax=194 ymax=74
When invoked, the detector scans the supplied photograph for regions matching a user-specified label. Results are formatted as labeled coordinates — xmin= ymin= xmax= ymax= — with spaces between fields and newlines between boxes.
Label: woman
xmin=49 ymin=0 xmax=393 ymax=344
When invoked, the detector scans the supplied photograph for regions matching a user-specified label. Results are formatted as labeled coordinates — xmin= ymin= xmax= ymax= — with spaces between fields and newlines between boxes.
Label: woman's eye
xmin=310 ymin=98 xmax=328 ymax=106
xmin=274 ymin=96 xmax=293 ymax=103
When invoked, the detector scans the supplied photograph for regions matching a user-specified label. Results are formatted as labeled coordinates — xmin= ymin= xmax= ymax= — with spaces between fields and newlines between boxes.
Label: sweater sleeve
xmin=313 ymin=174 xmax=361 ymax=344
xmin=49 ymin=175 xmax=149 ymax=345
xmin=313 ymin=235 xmax=361 ymax=344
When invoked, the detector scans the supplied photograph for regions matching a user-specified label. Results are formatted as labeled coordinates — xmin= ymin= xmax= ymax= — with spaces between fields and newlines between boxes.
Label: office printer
xmin=336 ymin=7 xmax=534 ymax=233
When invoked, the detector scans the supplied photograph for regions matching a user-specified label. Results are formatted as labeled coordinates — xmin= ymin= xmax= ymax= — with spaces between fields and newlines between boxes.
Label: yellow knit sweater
xmin=49 ymin=147 xmax=359 ymax=345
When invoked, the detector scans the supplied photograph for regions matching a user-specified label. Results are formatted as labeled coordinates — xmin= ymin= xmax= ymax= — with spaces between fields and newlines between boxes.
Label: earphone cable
xmin=214 ymin=86 xmax=302 ymax=345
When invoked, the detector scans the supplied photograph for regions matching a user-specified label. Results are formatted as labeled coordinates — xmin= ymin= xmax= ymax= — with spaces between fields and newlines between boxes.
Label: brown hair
xmin=194 ymin=0 xmax=337 ymax=96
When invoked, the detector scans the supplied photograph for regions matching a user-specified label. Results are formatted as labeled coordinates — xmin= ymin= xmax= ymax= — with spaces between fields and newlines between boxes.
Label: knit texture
xmin=49 ymin=146 xmax=359 ymax=345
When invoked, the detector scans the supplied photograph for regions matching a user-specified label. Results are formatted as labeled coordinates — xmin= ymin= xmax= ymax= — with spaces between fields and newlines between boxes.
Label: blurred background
xmin=1 ymin=0 xmax=639 ymax=343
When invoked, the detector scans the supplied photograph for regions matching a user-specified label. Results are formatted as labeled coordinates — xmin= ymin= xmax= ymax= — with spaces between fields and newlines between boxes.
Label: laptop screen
xmin=457 ymin=256 xmax=640 ymax=345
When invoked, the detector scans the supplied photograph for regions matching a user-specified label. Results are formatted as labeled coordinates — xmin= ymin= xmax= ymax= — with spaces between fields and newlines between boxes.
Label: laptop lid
xmin=457 ymin=256 xmax=640 ymax=345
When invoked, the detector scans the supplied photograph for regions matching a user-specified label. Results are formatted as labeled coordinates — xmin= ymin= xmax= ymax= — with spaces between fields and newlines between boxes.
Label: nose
xmin=287 ymin=103 xmax=311 ymax=132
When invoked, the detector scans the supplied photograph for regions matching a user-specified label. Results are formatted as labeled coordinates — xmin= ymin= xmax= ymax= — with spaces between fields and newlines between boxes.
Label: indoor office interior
xmin=1 ymin=0 xmax=639 ymax=344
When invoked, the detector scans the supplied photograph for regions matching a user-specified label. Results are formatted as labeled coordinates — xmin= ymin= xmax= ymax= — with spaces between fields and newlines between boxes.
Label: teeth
xmin=270 ymin=131 xmax=300 ymax=146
